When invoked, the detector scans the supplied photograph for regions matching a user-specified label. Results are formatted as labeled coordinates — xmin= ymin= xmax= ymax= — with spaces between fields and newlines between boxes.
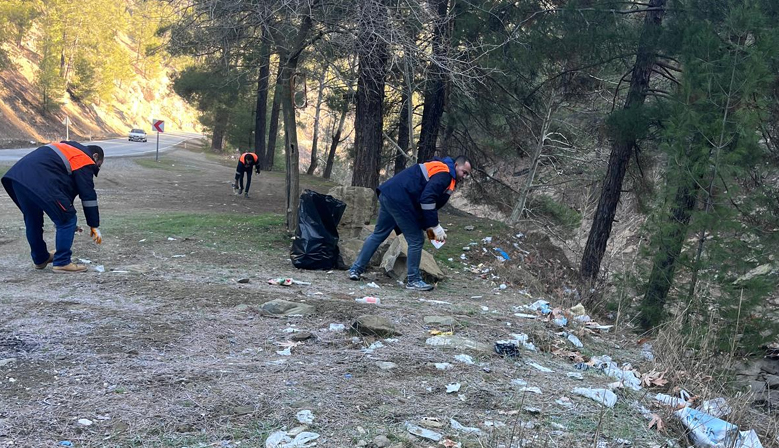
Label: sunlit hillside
xmin=0 ymin=0 xmax=199 ymax=148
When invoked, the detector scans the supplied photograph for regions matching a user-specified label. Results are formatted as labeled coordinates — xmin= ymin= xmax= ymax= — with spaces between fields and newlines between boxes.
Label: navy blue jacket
xmin=2 ymin=141 xmax=100 ymax=227
xmin=377 ymin=157 xmax=457 ymax=229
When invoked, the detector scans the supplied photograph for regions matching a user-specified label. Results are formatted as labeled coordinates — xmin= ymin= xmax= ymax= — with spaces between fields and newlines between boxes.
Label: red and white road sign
xmin=152 ymin=119 xmax=165 ymax=133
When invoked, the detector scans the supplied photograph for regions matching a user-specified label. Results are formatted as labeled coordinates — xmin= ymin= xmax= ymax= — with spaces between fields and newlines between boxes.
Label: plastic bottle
xmin=355 ymin=296 xmax=381 ymax=304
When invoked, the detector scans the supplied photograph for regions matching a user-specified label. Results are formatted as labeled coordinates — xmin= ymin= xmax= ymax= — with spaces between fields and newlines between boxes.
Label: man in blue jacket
xmin=232 ymin=152 xmax=260 ymax=198
xmin=349 ymin=155 xmax=472 ymax=291
xmin=2 ymin=141 xmax=104 ymax=273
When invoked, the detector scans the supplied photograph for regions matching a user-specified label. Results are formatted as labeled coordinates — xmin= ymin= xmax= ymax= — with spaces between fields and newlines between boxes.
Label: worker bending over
xmin=2 ymin=141 xmax=104 ymax=273
xmin=233 ymin=152 xmax=260 ymax=198
xmin=349 ymin=155 xmax=472 ymax=291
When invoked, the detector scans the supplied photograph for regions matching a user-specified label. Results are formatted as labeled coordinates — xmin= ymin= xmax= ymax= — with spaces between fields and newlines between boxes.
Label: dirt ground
xmin=0 ymin=146 xmax=695 ymax=447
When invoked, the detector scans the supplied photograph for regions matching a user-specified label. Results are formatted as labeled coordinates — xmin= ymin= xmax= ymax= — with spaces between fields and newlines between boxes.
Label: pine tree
xmin=640 ymin=0 xmax=778 ymax=349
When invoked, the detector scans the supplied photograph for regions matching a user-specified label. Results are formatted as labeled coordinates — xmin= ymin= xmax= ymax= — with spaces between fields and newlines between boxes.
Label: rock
xmin=261 ymin=299 xmax=315 ymax=316
xmin=356 ymin=440 xmax=368 ymax=448
xmin=0 ymin=358 xmax=17 ymax=368
xmin=237 ymin=278 xmax=250 ymax=284
xmin=373 ymin=435 xmax=391 ymax=448
xmin=231 ymin=405 xmax=255 ymax=416
xmin=327 ymin=186 xmax=377 ymax=238
xmin=424 ymin=316 xmax=457 ymax=326
xmin=765 ymin=373 xmax=779 ymax=389
xmin=290 ymin=332 xmax=315 ymax=342
xmin=338 ymin=236 xmax=391 ymax=268
xmin=734 ymin=264 xmax=775 ymax=285
xmin=376 ymin=361 xmax=398 ymax=370
xmin=464 ymin=225 xmax=475 ymax=231
xmin=425 ymin=335 xmax=491 ymax=353
xmin=351 ymin=315 xmax=401 ymax=337
xmin=380 ymin=235 xmax=444 ymax=282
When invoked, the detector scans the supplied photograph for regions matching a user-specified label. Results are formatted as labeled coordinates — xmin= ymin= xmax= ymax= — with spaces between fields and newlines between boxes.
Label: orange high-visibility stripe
xmin=422 ymin=161 xmax=456 ymax=193
xmin=50 ymin=142 xmax=95 ymax=172
xmin=239 ymin=153 xmax=257 ymax=164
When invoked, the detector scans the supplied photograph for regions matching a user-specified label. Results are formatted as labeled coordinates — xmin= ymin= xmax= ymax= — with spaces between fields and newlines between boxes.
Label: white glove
xmin=90 ymin=227 xmax=102 ymax=245
xmin=428 ymin=225 xmax=446 ymax=242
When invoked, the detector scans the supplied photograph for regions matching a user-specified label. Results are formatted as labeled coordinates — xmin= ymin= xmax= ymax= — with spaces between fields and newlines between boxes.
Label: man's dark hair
xmin=454 ymin=155 xmax=471 ymax=167
xmin=87 ymin=145 xmax=105 ymax=162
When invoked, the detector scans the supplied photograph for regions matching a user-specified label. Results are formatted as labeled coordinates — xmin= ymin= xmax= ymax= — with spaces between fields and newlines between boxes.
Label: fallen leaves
xmin=641 ymin=369 xmax=669 ymax=388
xmin=648 ymin=413 xmax=665 ymax=432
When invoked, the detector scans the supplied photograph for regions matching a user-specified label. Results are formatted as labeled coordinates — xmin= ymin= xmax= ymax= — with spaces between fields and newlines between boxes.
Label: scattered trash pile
xmin=505 ymin=297 xmax=768 ymax=448
xmin=261 ymin=234 xmax=770 ymax=447
xmin=266 ymin=410 xmax=320 ymax=448
xmin=449 ymin=229 xmax=580 ymax=295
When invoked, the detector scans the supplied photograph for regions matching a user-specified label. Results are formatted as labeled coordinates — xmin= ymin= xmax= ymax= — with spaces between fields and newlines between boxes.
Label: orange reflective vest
xmin=48 ymin=142 xmax=96 ymax=174
xmin=239 ymin=153 xmax=258 ymax=165
xmin=420 ymin=161 xmax=456 ymax=195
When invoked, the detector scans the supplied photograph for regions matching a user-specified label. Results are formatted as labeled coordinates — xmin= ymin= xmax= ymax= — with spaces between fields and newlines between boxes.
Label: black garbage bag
xmin=290 ymin=189 xmax=347 ymax=270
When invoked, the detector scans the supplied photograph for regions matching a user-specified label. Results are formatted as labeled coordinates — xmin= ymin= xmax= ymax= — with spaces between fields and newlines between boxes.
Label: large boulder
xmin=327 ymin=186 xmax=377 ymax=238
xmin=380 ymin=235 xmax=444 ymax=282
xmin=338 ymin=226 xmax=396 ymax=267
xmin=352 ymin=315 xmax=401 ymax=337
xmin=260 ymin=299 xmax=315 ymax=316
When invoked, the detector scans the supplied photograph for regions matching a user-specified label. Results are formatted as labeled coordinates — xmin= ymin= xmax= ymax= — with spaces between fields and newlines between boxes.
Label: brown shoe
xmin=34 ymin=251 xmax=56 ymax=270
xmin=52 ymin=263 xmax=87 ymax=273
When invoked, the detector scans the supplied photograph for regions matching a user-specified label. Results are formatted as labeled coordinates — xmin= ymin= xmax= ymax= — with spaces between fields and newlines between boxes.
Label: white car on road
xmin=128 ymin=128 xmax=148 ymax=142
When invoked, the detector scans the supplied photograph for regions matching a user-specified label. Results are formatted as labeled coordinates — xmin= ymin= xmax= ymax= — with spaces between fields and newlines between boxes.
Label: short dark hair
xmin=454 ymin=155 xmax=471 ymax=166
xmin=87 ymin=145 xmax=104 ymax=162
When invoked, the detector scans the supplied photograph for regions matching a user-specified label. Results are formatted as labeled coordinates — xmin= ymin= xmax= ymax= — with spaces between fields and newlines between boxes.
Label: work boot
xmin=406 ymin=279 xmax=434 ymax=291
xmin=52 ymin=263 xmax=88 ymax=274
xmin=348 ymin=269 xmax=361 ymax=281
xmin=244 ymin=192 xmax=250 ymax=198
xmin=34 ymin=251 xmax=55 ymax=270
xmin=237 ymin=188 xmax=243 ymax=195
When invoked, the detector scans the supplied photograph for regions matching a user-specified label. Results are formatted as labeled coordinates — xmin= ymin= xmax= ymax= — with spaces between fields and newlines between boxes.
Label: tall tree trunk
xmin=211 ymin=107 xmax=229 ymax=151
xmin=395 ymin=86 xmax=410 ymax=175
xmin=352 ymin=0 xmax=389 ymax=189
xmin=641 ymin=179 xmax=698 ymax=329
xmin=280 ymin=14 xmax=314 ymax=233
xmin=580 ymin=0 xmax=667 ymax=281
xmin=307 ymin=69 xmax=327 ymax=175
xmin=324 ymin=104 xmax=348 ymax=180
xmin=416 ymin=0 xmax=450 ymax=163
xmin=264 ymin=62 xmax=283 ymax=171
xmin=254 ymin=37 xmax=271 ymax=162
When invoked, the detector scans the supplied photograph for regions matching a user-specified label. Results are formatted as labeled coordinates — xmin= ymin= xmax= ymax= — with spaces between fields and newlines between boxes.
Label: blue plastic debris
xmin=494 ymin=248 xmax=510 ymax=261
xmin=59 ymin=442 xmax=73 ymax=447
xmin=553 ymin=316 xmax=568 ymax=327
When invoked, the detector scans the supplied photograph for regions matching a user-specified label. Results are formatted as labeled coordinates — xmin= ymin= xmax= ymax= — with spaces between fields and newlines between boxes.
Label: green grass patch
xmin=103 ymin=212 xmax=289 ymax=253
xmin=0 ymin=165 xmax=10 ymax=177
xmin=134 ymin=157 xmax=194 ymax=172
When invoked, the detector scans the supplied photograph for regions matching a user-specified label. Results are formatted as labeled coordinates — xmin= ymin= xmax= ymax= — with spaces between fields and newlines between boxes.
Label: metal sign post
xmin=152 ymin=119 xmax=165 ymax=161
xmin=62 ymin=116 xmax=70 ymax=140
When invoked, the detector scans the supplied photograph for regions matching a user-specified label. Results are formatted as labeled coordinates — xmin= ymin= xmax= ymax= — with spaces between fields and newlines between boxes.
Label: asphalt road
xmin=0 ymin=131 xmax=203 ymax=162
